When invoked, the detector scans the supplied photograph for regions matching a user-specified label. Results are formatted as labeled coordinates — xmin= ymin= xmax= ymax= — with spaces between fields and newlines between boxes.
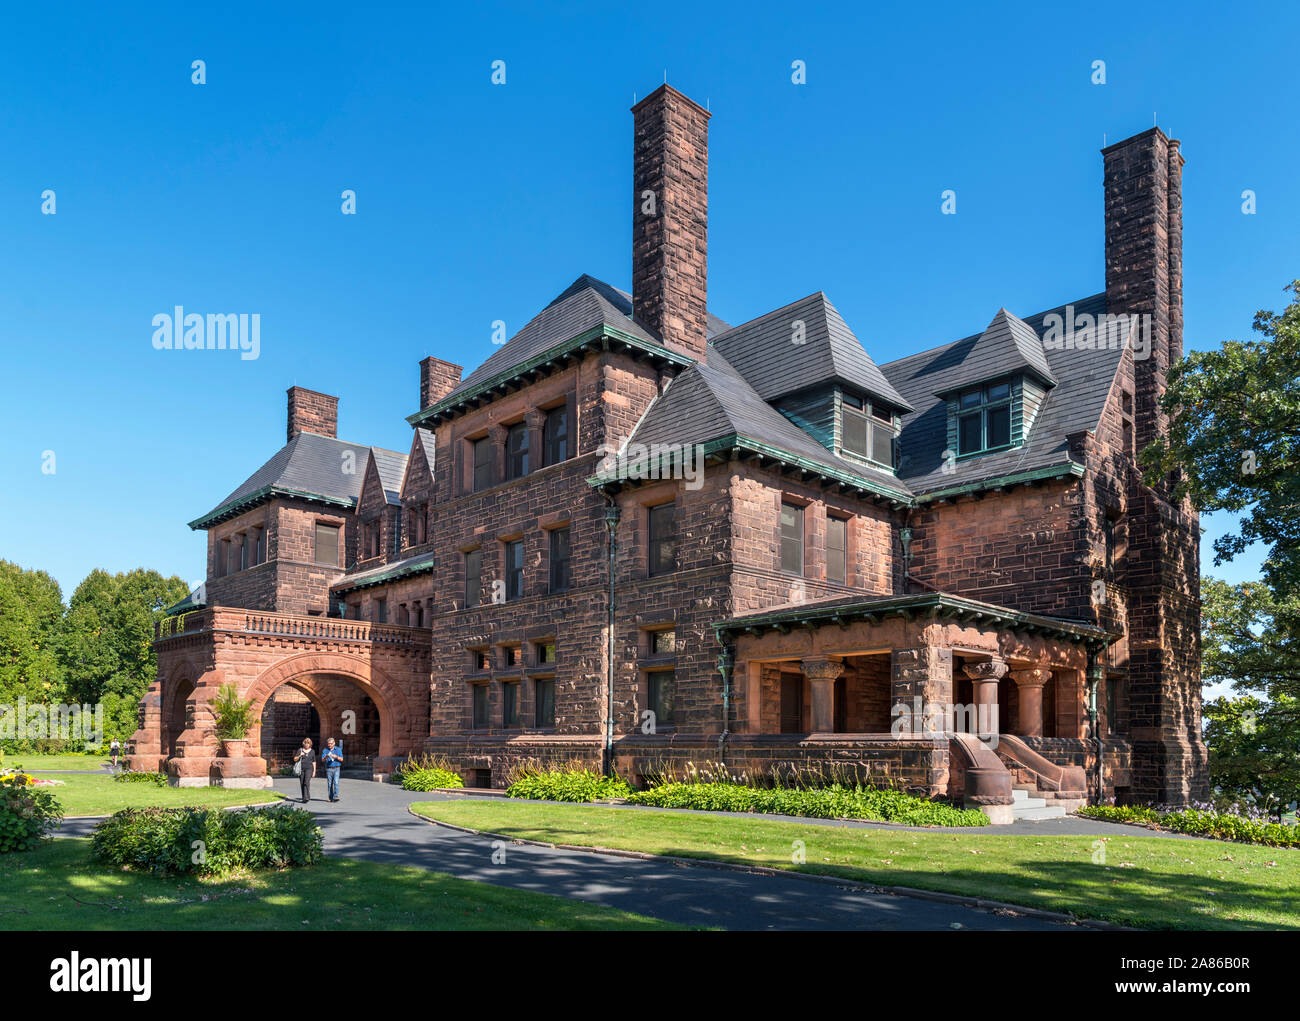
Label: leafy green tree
xmin=0 ymin=560 xmax=65 ymax=706
xmin=1201 ymin=577 xmax=1300 ymax=811
xmin=1143 ymin=280 xmax=1300 ymax=597
xmin=59 ymin=569 xmax=189 ymax=741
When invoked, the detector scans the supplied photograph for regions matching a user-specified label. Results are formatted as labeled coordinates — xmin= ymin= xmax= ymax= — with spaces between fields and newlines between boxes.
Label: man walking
xmin=321 ymin=737 xmax=343 ymax=803
xmin=293 ymin=738 xmax=315 ymax=803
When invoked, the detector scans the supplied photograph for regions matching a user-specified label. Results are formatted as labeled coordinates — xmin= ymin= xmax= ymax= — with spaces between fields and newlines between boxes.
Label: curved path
xmin=53 ymin=777 xmax=1175 ymax=930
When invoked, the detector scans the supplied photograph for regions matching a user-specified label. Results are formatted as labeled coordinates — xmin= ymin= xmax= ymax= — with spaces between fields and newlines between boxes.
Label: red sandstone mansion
xmin=128 ymin=85 xmax=1208 ymax=819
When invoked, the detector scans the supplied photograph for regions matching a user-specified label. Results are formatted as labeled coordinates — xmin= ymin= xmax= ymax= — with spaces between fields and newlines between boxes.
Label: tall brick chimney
xmin=632 ymin=84 xmax=710 ymax=361
xmin=1103 ymin=127 xmax=1183 ymax=456
xmin=419 ymin=356 xmax=463 ymax=411
xmin=286 ymin=386 xmax=338 ymax=442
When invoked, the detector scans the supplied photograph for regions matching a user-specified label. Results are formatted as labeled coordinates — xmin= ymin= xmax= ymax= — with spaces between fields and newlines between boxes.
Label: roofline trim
xmin=330 ymin=554 xmax=438 ymax=595
xmin=715 ymin=591 xmax=1114 ymax=645
xmin=188 ymin=485 xmax=355 ymax=530
xmin=912 ymin=460 xmax=1085 ymax=503
xmin=406 ymin=323 xmax=693 ymax=428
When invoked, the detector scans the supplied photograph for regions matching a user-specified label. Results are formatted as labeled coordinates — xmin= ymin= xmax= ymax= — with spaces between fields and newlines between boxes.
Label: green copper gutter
xmin=330 ymin=552 xmax=438 ymax=595
xmin=407 ymin=323 xmax=693 ymax=429
xmin=188 ymin=485 xmax=355 ymax=531
xmin=911 ymin=461 xmax=1085 ymax=504
xmin=714 ymin=591 xmax=1114 ymax=646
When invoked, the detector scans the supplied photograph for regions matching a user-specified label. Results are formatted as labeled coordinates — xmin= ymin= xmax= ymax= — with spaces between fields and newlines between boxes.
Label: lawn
xmin=35 ymin=774 xmax=283 ymax=816
xmin=0 ymin=839 xmax=679 ymax=930
xmin=412 ymin=800 xmax=1300 ymax=930
xmin=4 ymin=753 xmax=113 ymax=771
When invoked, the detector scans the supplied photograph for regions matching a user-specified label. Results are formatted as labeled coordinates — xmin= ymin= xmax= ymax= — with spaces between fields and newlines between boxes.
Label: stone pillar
xmin=1010 ymin=668 xmax=1052 ymax=737
xmin=961 ymin=657 xmax=1007 ymax=735
xmin=525 ymin=409 xmax=545 ymax=472
xmin=801 ymin=657 xmax=844 ymax=733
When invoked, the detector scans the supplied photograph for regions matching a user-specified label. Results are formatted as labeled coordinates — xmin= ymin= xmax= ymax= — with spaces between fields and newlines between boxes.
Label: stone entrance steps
xmin=1011 ymin=787 xmax=1068 ymax=821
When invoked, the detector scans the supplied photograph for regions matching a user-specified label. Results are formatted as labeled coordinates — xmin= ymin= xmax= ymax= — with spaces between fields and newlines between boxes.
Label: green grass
xmin=412 ymin=800 xmax=1300 ymax=930
xmin=4 ymin=753 xmax=113 ymax=771
xmin=33 ymin=774 xmax=283 ymax=816
xmin=0 ymin=839 xmax=679 ymax=930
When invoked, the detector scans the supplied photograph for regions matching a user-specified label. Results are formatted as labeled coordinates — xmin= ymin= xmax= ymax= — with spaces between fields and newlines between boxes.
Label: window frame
xmin=543 ymin=405 xmax=568 ymax=466
xmin=472 ymin=436 xmax=494 ymax=492
xmin=647 ymin=502 xmax=676 ymax=577
xmin=955 ymin=378 xmax=1016 ymax=457
xmin=841 ymin=391 xmax=898 ymax=469
xmin=549 ymin=526 xmax=572 ymax=593
xmin=505 ymin=420 xmax=529 ymax=481
xmin=647 ymin=668 xmax=675 ymax=727
xmin=504 ymin=539 xmax=524 ymax=600
xmin=780 ymin=501 xmax=804 ymax=575
xmin=464 ymin=548 xmax=482 ymax=608
xmin=826 ymin=515 xmax=847 ymax=585
xmin=534 ymin=678 xmax=555 ymax=728
xmin=314 ymin=522 xmax=341 ymax=567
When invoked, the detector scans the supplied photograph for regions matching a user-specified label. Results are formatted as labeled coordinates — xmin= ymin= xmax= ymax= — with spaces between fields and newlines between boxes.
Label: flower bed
xmin=1077 ymin=803 xmax=1300 ymax=848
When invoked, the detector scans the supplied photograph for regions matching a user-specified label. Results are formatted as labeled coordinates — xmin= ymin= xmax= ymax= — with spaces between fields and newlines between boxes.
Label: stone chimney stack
xmin=419 ymin=356 xmax=464 ymax=412
xmin=1103 ymin=127 xmax=1184 ymax=456
xmin=286 ymin=386 xmax=338 ymax=442
xmin=632 ymin=84 xmax=710 ymax=361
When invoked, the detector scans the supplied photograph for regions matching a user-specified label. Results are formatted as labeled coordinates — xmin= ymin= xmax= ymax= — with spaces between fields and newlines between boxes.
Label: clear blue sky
xmin=1 ymin=0 xmax=1295 ymax=599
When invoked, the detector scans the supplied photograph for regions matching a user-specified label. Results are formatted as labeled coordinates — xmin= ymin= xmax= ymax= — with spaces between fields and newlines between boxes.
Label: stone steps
xmin=1011 ymin=787 xmax=1066 ymax=821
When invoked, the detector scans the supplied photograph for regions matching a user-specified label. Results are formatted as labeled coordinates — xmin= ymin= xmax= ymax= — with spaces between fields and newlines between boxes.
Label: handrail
xmin=155 ymin=607 xmax=424 ymax=646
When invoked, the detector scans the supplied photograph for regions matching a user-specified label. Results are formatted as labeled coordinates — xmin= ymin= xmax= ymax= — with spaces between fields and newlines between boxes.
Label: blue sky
xmin=1 ymin=0 xmax=1295 ymax=600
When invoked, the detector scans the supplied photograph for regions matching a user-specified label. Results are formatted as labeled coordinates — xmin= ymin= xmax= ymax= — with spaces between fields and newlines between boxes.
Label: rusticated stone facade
xmin=129 ymin=89 xmax=1206 ymax=810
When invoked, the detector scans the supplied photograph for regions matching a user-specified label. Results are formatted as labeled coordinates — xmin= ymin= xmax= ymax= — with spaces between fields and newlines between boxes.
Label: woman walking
xmin=293 ymin=737 xmax=316 ymax=803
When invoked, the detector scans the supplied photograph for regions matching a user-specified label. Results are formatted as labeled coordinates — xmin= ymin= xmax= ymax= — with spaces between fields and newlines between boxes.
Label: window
xmin=780 ymin=673 xmax=804 ymax=733
xmin=841 ymin=392 xmax=897 ymax=468
xmin=956 ymin=379 xmax=1014 ymax=456
xmin=412 ymin=600 xmax=424 ymax=628
xmin=504 ymin=645 xmax=522 ymax=668
xmin=780 ymin=502 xmax=803 ymax=574
xmin=1107 ymin=674 xmax=1128 ymax=735
xmin=314 ymin=523 xmax=340 ymax=567
xmin=374 ymin=597 xmax=387 ymax=624
xmin=827 ymin=516 xmax=847 ymax=584
xmin=471 ymin=684 xmax=489 ymax=730
xmin=407 ymin=504 xmax=427 ymax=546
xmin=366 ymin=521 xmax=380 ymax=559
xmin=472 ymin=436 xmax=493 ymax=491
xmin=650 ymin=629 xmax=675 ymax=656
xmin=543 ymin=405 xmax=569 ymax=466
xmin=535 ymin=641 xmax=556 ymax=665
xmin=506 ymin=421 xmax=529 ymax=480
xmin=238 ymin=534 xmax=248 ymax=571
xmin=397 ymin=603 xmax=408 ymax=626
xmin=472 ymin=649 xmax=489 ymax=671
xmin=502 ymin=681 xmax=520 ymax=728
xmin=464 ymin=549 xmax=482 ymax=607
xmin=225 ymin=538 xmax=238 ymax=575
xmin=648 ymin=503 xmax=676 ymax=576
xmin=253 ymin=527 xmax=266 ymax=565
xmin=549 ymin=527 xmax=571 ymax=593
xmin=534 ymin=679 xmax=555 ymax=728
xmin=504 ymin=539 xmax=524 ymax=600
xmin=648 ymin=670 xmax=675 ymax=726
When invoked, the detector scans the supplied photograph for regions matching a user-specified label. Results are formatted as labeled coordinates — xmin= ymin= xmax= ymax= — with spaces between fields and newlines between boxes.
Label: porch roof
xmin=715 ymin=591 xmax=1114 ymax=647
xmin=330 ymin=549 xmax=438 ymax=595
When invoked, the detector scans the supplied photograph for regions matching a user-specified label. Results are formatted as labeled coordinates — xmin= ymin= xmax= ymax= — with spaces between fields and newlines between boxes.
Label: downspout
xmin=603 ymin=497 xmax=620 ymax=777
xmin=1087 ymin=642 xmax=1108 ymax=805
xmin=900 ymin=508 xmax=942 ymax=594
xmin=715 ymin=637 xmax=733 ymax=768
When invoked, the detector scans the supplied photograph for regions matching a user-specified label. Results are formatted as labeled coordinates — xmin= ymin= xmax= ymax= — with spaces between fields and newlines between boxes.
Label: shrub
xmin=0 ymin=773 xmax=64 ymax=852
xmin=627 ymin=781 xmax=988 ymax=827
xmin=112 ymin=770 xmax=168 ymax=786
xmin=400 ymin=768 xmax=464 ymax=791
xmin=506 ymin=768 xmax=632 ymax=803
xmin=210 ymin=683 xmax=257 ymax=741
xmin=1077 ymin=804 xmax=1300 ymax=848
xmin=91 ymin=805 xmax=323 ymax=875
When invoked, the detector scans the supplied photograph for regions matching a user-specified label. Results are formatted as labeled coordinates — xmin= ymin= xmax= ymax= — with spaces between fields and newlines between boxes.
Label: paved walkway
xmin=51 ymin=777 xmax=1183 ymax=930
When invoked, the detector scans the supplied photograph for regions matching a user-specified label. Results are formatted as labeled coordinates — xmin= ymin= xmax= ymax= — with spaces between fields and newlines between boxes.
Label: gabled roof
xmin=331 ymin=549 xmax=438 ymax=595
xmin=608 ymin=348 xmax=912 ymax=500
xmin=710 ymin=292 xmax=913 ymax=412
xmin=443 ymin=275 xmax=662 ymax=402
xmin=410 ymin=274 xmax=697 ymax=427
xmin=400 ymin=427 xmax=437 ymax=498
xmin=880 ymin=292 xmax=1126 ymax=498
xmin=368 ymin=447 xmax=408 ymax=505
xmin=189 ymin=432 xmax=406 ymax=529
xmin=931 ymin=307 xmax=1058 ymax=395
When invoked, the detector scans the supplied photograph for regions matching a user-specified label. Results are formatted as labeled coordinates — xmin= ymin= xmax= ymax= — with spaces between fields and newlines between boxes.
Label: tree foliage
xmin=1143 ymin=280 xmax=1300 ymax=596
xmin=0 ymin=560 xmax=65 ymax=705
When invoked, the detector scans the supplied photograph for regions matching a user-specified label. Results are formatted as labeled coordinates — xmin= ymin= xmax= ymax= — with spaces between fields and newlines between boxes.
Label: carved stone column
xmin=961 ymin=657 xmax=1007 ymax=735
xmin=1010 ymin=668 xmax=1052 ymax=737
xmin=801 ymin=657 xmax=844 ymax=732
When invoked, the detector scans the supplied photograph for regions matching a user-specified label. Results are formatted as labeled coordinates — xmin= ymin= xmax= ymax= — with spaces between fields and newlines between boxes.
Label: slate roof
xmin=881 ymin=292 xmax=1125 ymax=496
xmin=931 ymin=308 xmax=1058 ymax=395
xmin=442 ymin=275 xmax=663 ymax=403
xmin=622 ymin=348 xmax=913 ymax=499
xmin=369 ymin=447 xmax=408 ymax=505
xmin=709 ymin=292 xmax=913 ymax=412
xmin=331 ymin=549 xmax=438 ymax=594
xmin=190 ymin=432 xmax=407 ymax=528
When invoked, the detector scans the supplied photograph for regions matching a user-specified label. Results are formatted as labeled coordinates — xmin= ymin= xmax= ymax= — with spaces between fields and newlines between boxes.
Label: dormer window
xmin=840 ymin=392 xmax=897 ymax=468
xmin=956 ymin=379 xmax=1013 ymax=456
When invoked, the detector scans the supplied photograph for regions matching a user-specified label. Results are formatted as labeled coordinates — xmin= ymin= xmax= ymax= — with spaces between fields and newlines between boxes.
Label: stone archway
xmin=162 ymin=674 xmax=196 ymax=759
xmin=245 ymin=652 xmax=416 ymax=766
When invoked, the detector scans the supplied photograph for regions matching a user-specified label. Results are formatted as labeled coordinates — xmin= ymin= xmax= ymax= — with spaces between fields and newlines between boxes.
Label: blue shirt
xmin=321 ymin=746 xmax=343 ymax=769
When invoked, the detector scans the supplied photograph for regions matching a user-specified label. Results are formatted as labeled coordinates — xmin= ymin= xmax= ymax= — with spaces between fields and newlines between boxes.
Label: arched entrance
xmin=260 ymin=685 xmax=322 ymax=773
xmin=162 ymin=676 xmax=194 ymax=759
